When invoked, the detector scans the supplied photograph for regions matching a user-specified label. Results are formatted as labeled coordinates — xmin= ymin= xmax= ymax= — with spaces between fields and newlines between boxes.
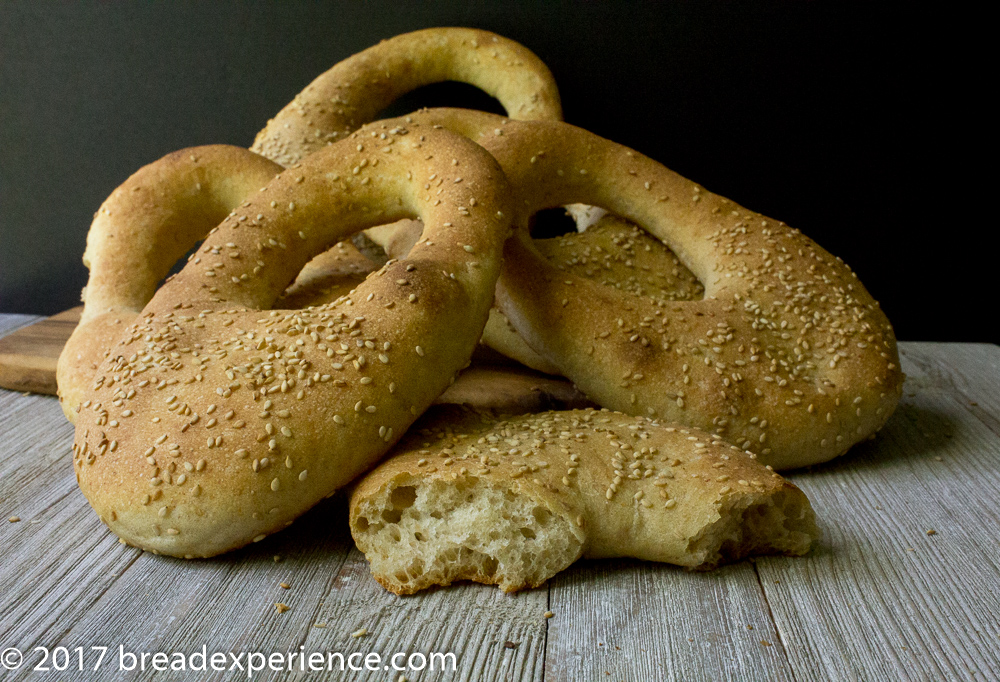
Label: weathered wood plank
xmin=29 ymin=496 xmax=354 ymax=682
xmin=899 ymin=342 xmax=1000 ymax=436
xmin=298 ymin=548 xmax=548 ymax=682
xmin=0 ymin=390 xmax=142 ymax=664
xmin=3 ymin=320 xmax=1000 ymax=682
xmin=544 ymin=559 xmax=795 ymax=680
xmin=756 ymin=376 xmax=1000 ymax=681
xmin=0 ymin=313 xmax=43 ymax=338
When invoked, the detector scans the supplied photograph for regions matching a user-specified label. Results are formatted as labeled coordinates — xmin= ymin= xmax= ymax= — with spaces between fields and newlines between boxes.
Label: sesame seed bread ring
xmin=57 ymin=145 xmax=285 ymax=422
xmin=71 ymin=124 xmax=513 ymax=558
xmin=370 ymin=109 xmax=904 ymax=469
xmin=251 ymin=27 xmax=562 ymax=167
xmin=349 ymin=407 xmax=818 ymax=594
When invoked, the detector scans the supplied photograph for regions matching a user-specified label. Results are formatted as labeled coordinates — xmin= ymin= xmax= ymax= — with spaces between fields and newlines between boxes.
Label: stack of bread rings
xmin=61 ymin=27 xmax=901 ymax=592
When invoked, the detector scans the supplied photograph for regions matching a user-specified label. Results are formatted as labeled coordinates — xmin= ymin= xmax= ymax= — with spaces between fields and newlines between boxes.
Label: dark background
xmin=0 ymin=2 xmax=984 ymax=342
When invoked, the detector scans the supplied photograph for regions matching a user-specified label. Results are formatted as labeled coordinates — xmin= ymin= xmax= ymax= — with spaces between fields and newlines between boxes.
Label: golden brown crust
xmin=251 ymin=27 xmax=562 ymax=166
xmin=350 ymin=407 xmax=818 ymax=594
xmin=480 ymin=308 xmax=561 ymax=374
xmin=366 ymin=110 xmax=903 ymax=469
xmin=533 ymin=213 xmax=704 ymax=304
xmin=58 ymin=146 xmax=284 ymax=421
xmin=71 ymin=124 xmax=513 ymax=558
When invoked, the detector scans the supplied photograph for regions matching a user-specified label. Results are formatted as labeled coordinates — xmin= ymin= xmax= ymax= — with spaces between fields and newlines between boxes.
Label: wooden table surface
xmin=1 ymin=312 xmax=998 ymax=681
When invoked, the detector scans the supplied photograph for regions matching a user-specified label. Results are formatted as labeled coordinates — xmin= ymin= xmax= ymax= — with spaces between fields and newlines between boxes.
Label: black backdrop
xmin=0 ymin=2 xmax=984 ymax=342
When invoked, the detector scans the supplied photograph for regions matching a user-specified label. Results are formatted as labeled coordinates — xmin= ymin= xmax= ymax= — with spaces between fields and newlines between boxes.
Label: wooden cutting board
xmin=0 ymin=306 xmax=594 ymax=411
xmin=0 ymin=307 xmax=82 ymax=395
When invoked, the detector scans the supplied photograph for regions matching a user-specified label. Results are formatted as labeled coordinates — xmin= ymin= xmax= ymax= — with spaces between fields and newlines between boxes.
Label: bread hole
xmin=381 ymin=508 xmax=403 ymax=524
xmin=414 ymin=531 xmax=426 ymax=542
xmin=532 ymin=507 xmax=553 ymax=526
xmin=160 ymin=239 xmax=207 ymax=286
xmin=388 ymin=527 xmax=401 ymax=542
xmin=355 ymin=516 xmax=370 ymax=532
xmin=374 ymin=81 xmax=507 ymax=122
xmin=389 ymin=485 xmax=417 ymax=510
xmin=430 ymin=510 xmax=443 ymax=519
xmin=394 ymin=570 xmax=410 ymax=583
xmin=530 ymin=207 xmax=578 ymax=239
xmin=481 ymin=555 xmax=499 ymax=577
xmin=520 ymin=527 xmax=536 ymax=539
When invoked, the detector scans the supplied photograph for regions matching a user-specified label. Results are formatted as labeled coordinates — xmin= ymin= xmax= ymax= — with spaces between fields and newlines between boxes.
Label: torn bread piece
xmin=350 ymin=407 xmax=818 ymax=594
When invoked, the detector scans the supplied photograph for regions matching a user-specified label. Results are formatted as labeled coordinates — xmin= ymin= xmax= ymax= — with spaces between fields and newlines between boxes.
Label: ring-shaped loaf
xmin=350 ymin=406 xmax=818 ymax=594
xmin=71 ymin=124 xmax=512 ymax=557
xmin=368 ymin=110 xmax=903 ymax=469
xmin=251 ymin=27 xmax=562 ymax=166
xmin=57 ymin=146 xmax=284 ymax=421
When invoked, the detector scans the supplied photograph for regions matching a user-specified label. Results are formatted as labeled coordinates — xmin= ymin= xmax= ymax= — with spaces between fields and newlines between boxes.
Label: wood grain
xmin=754 ymin=350 xmax=1000 ymax=682
xmin=0 ymin=389 xmax=142 ymax=661
xmin=299 ymin=548 xmax=549 ymax=682
xmin=1 ymin=319 xmax=998 ymax=682
xmin=0 ymin=307 xmax=81 ymax=394
xmin=900 ymin=342 xmax=1000 ymax=436
xmin=544 ymin=560 xmax=795 ymax=681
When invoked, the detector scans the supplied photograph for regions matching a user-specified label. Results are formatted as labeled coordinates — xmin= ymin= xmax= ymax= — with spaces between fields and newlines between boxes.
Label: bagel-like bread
xmin=367 ymin=110 xmax=903 ymax=469
xmin=251 ymin=27 xmax=562 ymax=166
xmin=57 ymin=146 xmax=284 ymax=421
xmin=350 ymin=407 xmax=818 ymax=594
xmin=71 ymin=124 xmax=512 ymax=557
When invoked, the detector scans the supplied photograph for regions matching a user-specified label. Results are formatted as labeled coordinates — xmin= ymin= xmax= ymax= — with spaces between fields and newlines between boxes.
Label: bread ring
xmin=251 ymin=27 xmax=562 ymax=166
xmin=350 ymin=406 xmax=818 ymax=594
xmin=367 ymin=110 xmax=903 ymax=469
xmin=57 ymin=145 xmax=284 ymax=421
xmin=71 ymin=124 xmax=512 ymax=557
